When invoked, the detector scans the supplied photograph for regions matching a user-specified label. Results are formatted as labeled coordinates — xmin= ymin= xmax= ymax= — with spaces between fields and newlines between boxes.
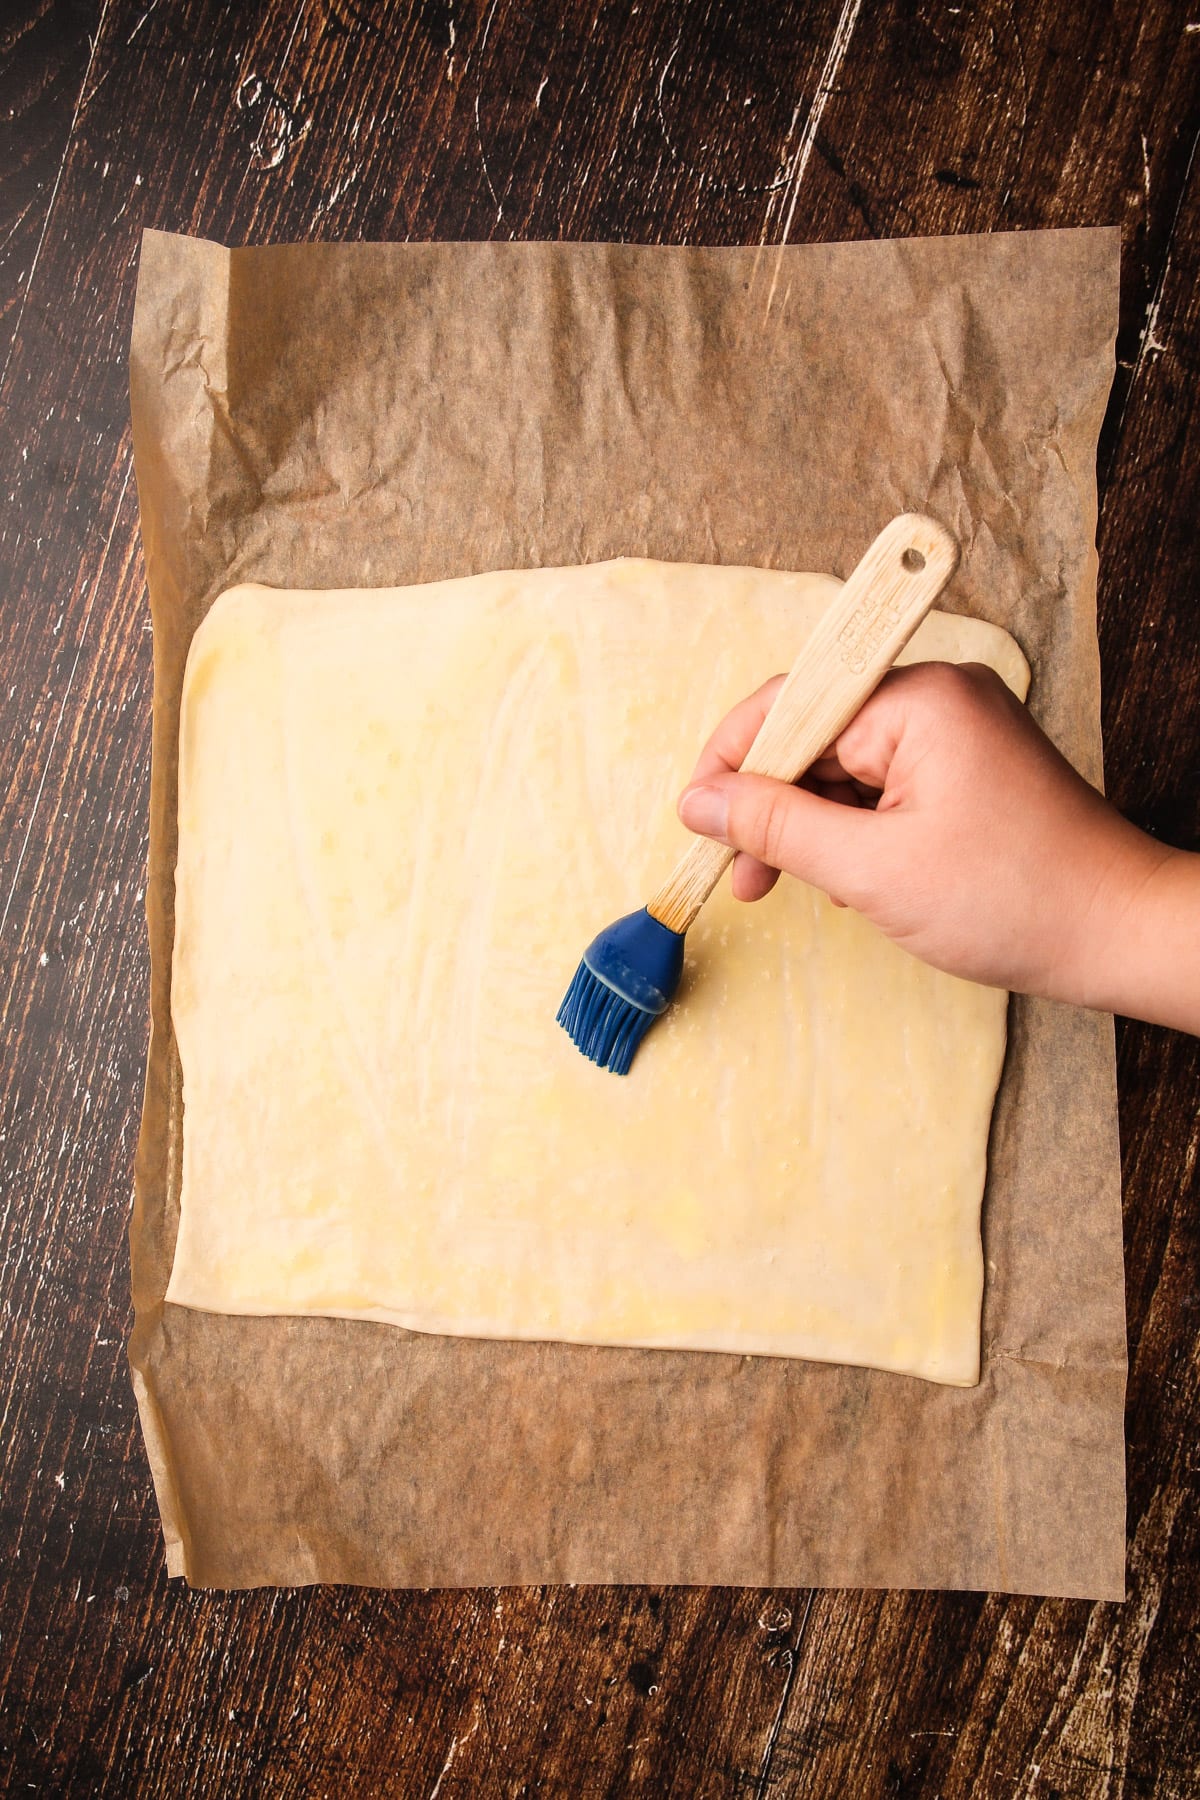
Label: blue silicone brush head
xmin=557 ymin=907 xmax=686 ymax=1075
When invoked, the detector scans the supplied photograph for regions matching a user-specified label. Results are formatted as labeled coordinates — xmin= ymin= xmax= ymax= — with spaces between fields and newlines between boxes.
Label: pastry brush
xmin=557 ymin=514 xmax=960 ymax=1073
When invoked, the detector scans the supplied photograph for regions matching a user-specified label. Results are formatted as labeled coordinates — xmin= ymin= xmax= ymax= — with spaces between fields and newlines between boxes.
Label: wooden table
xmin=2 ymin=2 xmax=1197 ymax=1793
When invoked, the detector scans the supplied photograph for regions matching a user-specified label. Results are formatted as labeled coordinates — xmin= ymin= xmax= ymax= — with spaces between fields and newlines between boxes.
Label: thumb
xmin=678 ymin=771 xmax=874 ymax=904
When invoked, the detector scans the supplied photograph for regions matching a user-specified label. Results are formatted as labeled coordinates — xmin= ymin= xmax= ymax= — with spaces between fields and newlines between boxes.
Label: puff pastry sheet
xmin=167 ymin=561 xmax=1029 ymax=1385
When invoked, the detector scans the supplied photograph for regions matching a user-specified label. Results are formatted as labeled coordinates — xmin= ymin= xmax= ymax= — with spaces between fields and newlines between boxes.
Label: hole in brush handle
xmin=901 ymin=547 xmax=926 ymax=572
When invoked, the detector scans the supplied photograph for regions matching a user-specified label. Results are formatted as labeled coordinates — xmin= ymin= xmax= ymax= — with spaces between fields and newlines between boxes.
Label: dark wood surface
xmin=1 ymin=1 xmax=1198 ymax=1793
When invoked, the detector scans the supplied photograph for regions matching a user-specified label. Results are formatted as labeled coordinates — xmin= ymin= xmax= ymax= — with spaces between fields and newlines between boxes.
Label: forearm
xmin=1060 ymin=836 xmax=1200 ymax=1033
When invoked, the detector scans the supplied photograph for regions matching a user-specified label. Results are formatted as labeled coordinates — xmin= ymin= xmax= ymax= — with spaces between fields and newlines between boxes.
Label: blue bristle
xmin=556 ymin=960 xmax=656 ymax=1075
xmin=557 ymin=906 xmax=686 ymax=1075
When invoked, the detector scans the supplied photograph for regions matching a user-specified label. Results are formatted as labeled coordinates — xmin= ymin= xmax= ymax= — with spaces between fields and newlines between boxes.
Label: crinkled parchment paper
xmin=129 ymin=227 xmax=1124 ymax=1595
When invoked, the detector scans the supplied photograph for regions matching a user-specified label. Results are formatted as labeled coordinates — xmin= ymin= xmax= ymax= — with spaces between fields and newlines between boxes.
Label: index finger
xmin=687 ymin=674 xmax=857 ymax=786
xmin=688 ymin=675 xmax=786 ymax=784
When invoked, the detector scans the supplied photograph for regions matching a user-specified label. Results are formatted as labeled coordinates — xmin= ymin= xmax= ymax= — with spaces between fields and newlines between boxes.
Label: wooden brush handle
xmin=648 ymin=513 xmax=960 ymax=935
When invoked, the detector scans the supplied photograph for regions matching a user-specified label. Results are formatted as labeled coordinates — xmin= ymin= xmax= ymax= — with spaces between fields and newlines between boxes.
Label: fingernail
xmin=679 ymin=784 xmax=729 ymax=839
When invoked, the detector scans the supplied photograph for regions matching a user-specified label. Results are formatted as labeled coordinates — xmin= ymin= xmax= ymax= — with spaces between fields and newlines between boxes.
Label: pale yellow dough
xmin=168 ymin=560 xmax=1029 ymax=1386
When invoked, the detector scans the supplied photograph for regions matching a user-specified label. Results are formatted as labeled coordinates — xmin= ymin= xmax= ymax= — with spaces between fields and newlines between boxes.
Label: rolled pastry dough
xmin=168 ymin=560 xmax=1029 ymax=1386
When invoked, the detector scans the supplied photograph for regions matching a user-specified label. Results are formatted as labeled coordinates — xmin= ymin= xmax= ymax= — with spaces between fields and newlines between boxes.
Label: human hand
xmin=677 ymin=661 xmax=1194 ymax=1026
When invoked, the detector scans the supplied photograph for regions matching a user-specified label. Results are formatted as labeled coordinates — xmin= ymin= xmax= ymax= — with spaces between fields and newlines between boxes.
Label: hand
xmin=677 ymin=661 xmax=1199 ymax=1031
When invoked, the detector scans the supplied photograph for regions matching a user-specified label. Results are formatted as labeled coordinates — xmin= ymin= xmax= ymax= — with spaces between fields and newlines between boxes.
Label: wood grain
xmin=0 ymin=0 xmax=1197 ymax=1794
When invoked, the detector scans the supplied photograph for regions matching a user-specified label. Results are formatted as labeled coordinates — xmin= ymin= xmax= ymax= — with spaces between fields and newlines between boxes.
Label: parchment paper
xmin=129 ymin=227 xmax=1125 ymax=1596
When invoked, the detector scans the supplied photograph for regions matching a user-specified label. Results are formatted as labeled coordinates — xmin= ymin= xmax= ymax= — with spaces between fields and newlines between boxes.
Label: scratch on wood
xmin=754 ymin=1591 xmax=815 ymax=1797
xmin=278 ymin=0 xmax=310 ymax=70
xmin=311 ymin=165 xmax=362 ymax=222
xmin=998 ymin=0 xmax=1030 ymax=210
xmin=1119 ymin=120 xmax=1200 ymax=435
xmin=76 ymin=0 xmax=167 ymax=121
xmin=235 ymin=73 xmax=312 ymax=170
xmin=428 ymin=1696 xmax=483 ymax=1798
xmin=473 ymin=0 xmax=505 ymax=223
xmin=0 ymin=457 xmax=132 ymax=945
xmin=0 ymin=0 xmax=113 ymax=400
xmin=759 ymin=0 xmax=865 ymax=314
xmin=234 ymin=0 xmax=313 ymax=171
xmin=1022 ymin=1486 xmax=1184 ymax=1797
xmin=0 ymin=199 xmax=37 ymax=257
xmin=125 ymin=0 xmax=164 ymax=49
xmin=654 ymin=37 xmax=790 ymax=197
